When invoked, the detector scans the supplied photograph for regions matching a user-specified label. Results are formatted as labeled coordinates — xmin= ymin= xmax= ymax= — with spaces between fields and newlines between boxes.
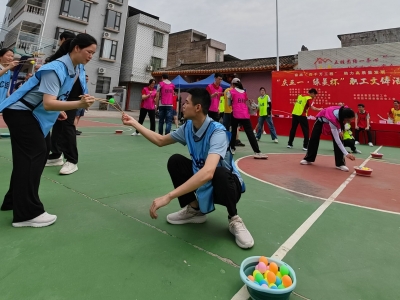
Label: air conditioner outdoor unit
xmin=98 ymin=67 xmax=106 ymax=74
xmin=103 ymin=32 xmax=111 ymax=38
xmin=107 ymin=3 xmax=115 ymax=9
xmin=146 ymin=65 xmax=154 ymax=72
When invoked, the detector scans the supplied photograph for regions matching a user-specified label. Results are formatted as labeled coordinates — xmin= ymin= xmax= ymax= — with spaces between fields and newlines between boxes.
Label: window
xmin=104 ymin=10 xmax=121 ymax=31
xmin=101 ymin=39 xmax=118 ymax=60
xmin=215 ymin=50 xmax=221 ymax=62
xmin=153 ymin=32 xmax=164 ymax=47
xmin=54 ymin=27 xmax=82 ymax=40
xmin=110 ymin=0 xmax=123 ymax=4
xmin=60 ymin=0 xmax=91 ymax=23
xmin=96 ymin=76 xmax=111 ymax=94
xmin=151 ymin=57 xmax=162 ymax=70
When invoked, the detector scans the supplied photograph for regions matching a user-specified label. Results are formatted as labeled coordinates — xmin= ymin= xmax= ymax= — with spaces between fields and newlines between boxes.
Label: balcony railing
xmin=9 ymin=4 xmax=45 ymax=26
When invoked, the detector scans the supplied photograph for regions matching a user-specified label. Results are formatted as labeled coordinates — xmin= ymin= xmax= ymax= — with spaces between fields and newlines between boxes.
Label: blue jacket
xmin=184 ymin=120 xmax=245 ymax=213
xmin=0 ymin=67 xmax=11 ymax=103
xmin=0 ymin=54 xmax=87 ymax=136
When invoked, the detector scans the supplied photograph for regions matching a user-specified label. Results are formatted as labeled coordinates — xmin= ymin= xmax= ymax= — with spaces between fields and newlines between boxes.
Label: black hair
xmin=309 ymin=88 xmax=318 ymax=94
xmin=68 ymin=33 xmax=97 ymax=53
xmin=0 ymin=48 xmax=13 ymax=57
xmin=162 ymin=73 xmax=169 ymax=79
xmin=215 ymin=73 xmax=222 ymax=79
xmin=233 ymin=81 xmax=244 ymax=90
xmin=338 ymin=107 xmax=355 ymax=131
xmin=48 ymin=39 xmax=73 ymax=62
xmin=149 ymin=78 xmax=156 ymax=85
xmin=357 ymin=104 xmax=365 ymax=107
xmin=85 ymin=74 xmax=89 ymax=77
xmin=394 ymin=100 xmax=399 ymax=104
xmin=187 ymin=88 xmax=211 ymax=115
xmin=60 ymin=31 xmax=76 ymax=41
xmin=259 ymin=87 xmax=266 ymax=91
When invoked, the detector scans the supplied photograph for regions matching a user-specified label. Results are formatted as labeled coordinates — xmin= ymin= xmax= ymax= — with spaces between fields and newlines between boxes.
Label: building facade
xmin=167 ymin=29 xmax=226 ymax=69
xmin=119 ymin=7 xmax=171 ymax=110
xmin=2 ymin=0 xmax=128 ymax=101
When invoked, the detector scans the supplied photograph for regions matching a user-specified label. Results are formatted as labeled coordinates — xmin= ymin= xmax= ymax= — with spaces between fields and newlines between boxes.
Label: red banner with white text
xmin=272 ymin=66 xmax=400 ymax=123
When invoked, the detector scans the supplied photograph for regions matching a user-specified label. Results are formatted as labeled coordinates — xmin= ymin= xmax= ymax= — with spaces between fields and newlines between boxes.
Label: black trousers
xmin=167 ymin=154 xmax=242 ymax=216
xmin=230 ymin=117 xmax=260 ymax=153
xmin=304 ymin=120 xmax=345 ymax=167
xmin=343 ymin=139 xmax=356 ymax=152
xmin=354 ymin=128 xmax=372 ymax=144
xmin=136 ymin=108 xmax=155 ymax=133
xmin=1 ymin=109 xmax=49 ymax=222
xmin=288 ymin=115 xmax=309 ymax=148
xmin=208 ymin=111 xmax=220 ymax=122
xmin=48 ymin=109 xmax=78 ymax=164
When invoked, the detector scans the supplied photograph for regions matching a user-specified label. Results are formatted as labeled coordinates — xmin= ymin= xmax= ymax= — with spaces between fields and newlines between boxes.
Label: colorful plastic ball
xmin=261 ymin=284 xmax=269 ymax=288
xmin=278 ymin=284 xmax=285 ymax=289
xmin=259 ymin=279 xmax=267 ymax=286
xmin=269 ymin=262 xmax=279 ymax=274
xmin=253 ymin=280 xmax=260 ymax=285
xmin=269 ymin=283 xmax=277 ymax=289
xmin=259 ymin=256 xmax=269 ymax=266
xmin=247 ymin=275 xmax=255 ymax=282
xmin=255 ymin=265 xmax=259 ymax=270
xmin=267 ymin=271 xmax=276 ymax=284
xmin=263 ymin=270 xmax=269 ymax=279
xmin=253 ymin=270 xmax=261 ymax=277
xmin=30 ymin=60 xmax=35 ymax=65
xmin=271 ymin=285 xmax=278 ymax=290
xmin=275 ymin=276 xmax=282 ymax=286
xmin=282 ymin=275 xmax=293 ymax=288
xmin=108 ymin=98 xmax=115 ymax=104
xmin=255 ymin=273 xmax=264 ymax=283
xmin=257 ymin=262 xmax=267 ymax=273
xmin=280 ymin=265 xmax=290 ymax=276
xmin=276 ymin=271 xmax=282 ymax=279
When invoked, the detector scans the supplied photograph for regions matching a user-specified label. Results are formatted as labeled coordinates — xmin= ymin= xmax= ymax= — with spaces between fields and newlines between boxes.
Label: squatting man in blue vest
xmin=122 ymin=88 xmax=254 ymax=248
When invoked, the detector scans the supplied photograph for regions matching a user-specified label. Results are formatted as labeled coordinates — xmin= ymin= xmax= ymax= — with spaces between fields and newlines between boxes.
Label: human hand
xmin=366 ymin=126 xmax=370 ymax=130
xmin=150 ymin=194 xmax=172 ymax=219
xmin=355 ymin=126 xmax=359 ymax=130
xmin=121 ymin=113 xmax=136 ymax=126
xmin=57 ymin=111 xmax=67 ymax=121
xmin=339 ymin=131 xmax=344 ymax=139
xmin=346 ymin=153 xmax=356 ymax=161
xmin=6 ymin=61 xmax=19 ymax=69
xmin=79 ymin=94 xmax=95 ymax=108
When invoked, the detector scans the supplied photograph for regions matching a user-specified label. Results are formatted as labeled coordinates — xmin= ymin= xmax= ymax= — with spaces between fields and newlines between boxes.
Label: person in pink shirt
xmin=227 ymin=78 xmax=267 ymax=159
xmin=206 ymin=73 xmax=223 ymax=121
xmin=156 ymin=73 xmax=175 ymax=135
xmin=132 ymin=78 xmax=157 ymax=136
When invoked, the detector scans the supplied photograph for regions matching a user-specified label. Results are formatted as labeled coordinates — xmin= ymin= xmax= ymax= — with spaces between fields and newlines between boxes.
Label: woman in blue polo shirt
xmin=0 ymin=34 xmax=97 ymax=228
xmin=0 ymin=49 xmax=18 ymax=103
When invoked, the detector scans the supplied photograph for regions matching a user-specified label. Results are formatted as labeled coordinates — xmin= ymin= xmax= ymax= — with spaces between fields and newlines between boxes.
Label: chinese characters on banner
xmin=272 ymin=66 xmax=400 ymax=122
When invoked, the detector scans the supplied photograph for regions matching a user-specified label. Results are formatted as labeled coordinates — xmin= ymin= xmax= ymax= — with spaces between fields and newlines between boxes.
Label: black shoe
xmin=235 ymin=140 xmax=245 ymax=147
xmin=76 ymin=130 xmax=82 ymax=135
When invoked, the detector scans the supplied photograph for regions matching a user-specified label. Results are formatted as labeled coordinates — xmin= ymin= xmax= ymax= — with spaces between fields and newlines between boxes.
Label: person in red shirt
xmin=206 ymin=73 xmax=223 ymax=121
xmin=355 ymin=104 xmax=373 ymax=146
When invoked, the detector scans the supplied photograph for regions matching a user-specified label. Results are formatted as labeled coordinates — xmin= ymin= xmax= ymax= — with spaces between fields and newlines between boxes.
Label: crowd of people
xmin=0 ymin=36 xmax=399 ymax=250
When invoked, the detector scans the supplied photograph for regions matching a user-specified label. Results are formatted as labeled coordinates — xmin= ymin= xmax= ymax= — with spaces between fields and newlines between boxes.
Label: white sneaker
xmin=45 ymin=156 xmax=63 ymax=167
xmin=287 ymin=145 xmax=293 ymax=149
xmin=59 ymin=162 xmax=78 ymax=175
xmin=256 ymin=138 xmax=260 ymax=141
xmin=229 ymin=215 xmax=254 ymax=249
xmin=354 ymin=149 xmax=362 ymax=154
xmin=368 ymin=142 xmax=373 ymax=147
xmin=273 ymin=139 xmax=279 ymax=143
xmin=355 ymin=141 xmax=360 ymax=145
xmin=254 ymin=152 xmax=268 ymax=159
xmin=336 ymin=165 xmax=349 ymax=172
xmin=166 ymin=205 xmax=207 ymax=225
xmin=12 ymin=212 xmax=57 ymax=228
xmin=300 ymin=159 xmax=311 ymax=165
xmin=302 ymin=147 xmax=308 ymax=151
xmin=231 ymin=149 xmax=235 ymax=155
xmin=131 ymin=132 xmax=140 ymax=136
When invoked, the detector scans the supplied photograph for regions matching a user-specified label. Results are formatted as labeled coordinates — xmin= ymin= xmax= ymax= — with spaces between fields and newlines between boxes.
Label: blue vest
xmin=184 ymin=120 xmax=245 ymax=214
xmin=0 ymin=68 xmax=11 ymax=103
xmin=0 ymin=55 xmax=87 ymax=136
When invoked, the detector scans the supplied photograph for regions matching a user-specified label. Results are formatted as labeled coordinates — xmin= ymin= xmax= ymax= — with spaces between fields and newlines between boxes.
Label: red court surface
xmin=237 ymin=154 xmax=400 ymax=213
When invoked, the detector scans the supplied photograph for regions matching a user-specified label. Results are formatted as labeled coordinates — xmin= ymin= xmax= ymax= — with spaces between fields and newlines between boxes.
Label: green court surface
xmin=0 ymin=117 xmax=399 ymax=300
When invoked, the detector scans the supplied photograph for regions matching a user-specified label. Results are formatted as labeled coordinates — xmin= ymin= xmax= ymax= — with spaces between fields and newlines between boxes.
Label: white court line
xmin=232 ymin=146 xmax=383 ymax=300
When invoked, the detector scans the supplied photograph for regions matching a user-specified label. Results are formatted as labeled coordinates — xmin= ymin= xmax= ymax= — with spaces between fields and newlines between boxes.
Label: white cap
xmin=231 ymin=78 xmax=240 ymax=84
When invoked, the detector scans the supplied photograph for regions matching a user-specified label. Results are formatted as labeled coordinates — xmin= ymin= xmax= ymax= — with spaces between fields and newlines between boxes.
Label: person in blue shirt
xmin=0 ymin=49 xmax=19 ymax=103
xmin=122 ymin=88 xmax=254 ymax=249
xmin=0 ymin=34 xmax=97 ymax=228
